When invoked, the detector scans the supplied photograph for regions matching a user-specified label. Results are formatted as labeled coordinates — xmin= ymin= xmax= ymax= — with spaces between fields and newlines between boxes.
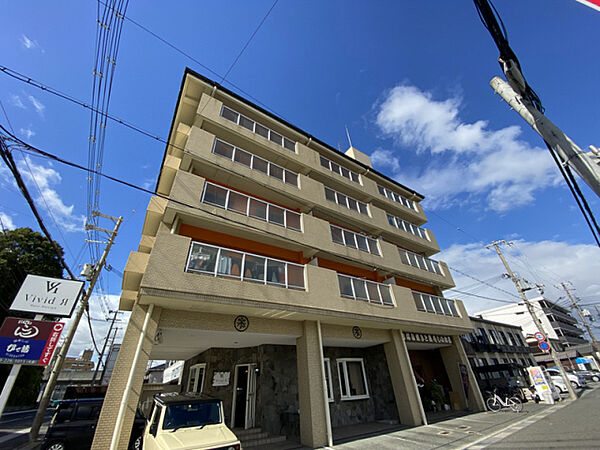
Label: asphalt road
xmin=0 ymin=410 xmax=52 ymax=450
xmin=486 ymin=386 xmax=600 ymax=448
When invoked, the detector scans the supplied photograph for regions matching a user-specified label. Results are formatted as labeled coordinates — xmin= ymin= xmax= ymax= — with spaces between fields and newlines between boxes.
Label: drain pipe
xmin=316 ymin=321 xmax=332 ymax=447
xmin=110 ymin=303 xmax=155 ymax=450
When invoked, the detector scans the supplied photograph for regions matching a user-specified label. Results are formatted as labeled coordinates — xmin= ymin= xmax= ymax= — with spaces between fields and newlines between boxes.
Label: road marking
xmin=0 ymin=428 xmax=29 ymax=444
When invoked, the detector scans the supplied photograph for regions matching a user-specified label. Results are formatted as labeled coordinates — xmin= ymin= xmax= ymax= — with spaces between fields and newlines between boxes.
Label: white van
xmin=144 ymin=393 xmax=240 ymax=450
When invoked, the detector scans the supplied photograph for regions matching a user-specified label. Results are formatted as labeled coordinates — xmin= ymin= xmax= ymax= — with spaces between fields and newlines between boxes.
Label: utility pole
xmin=100 ymin=326 xmax=120 ymax=384
xmin=91 ymin=309 xmax=121 ymax=385
xmin=29 ymin=213 xmax=122 ymax=441
xmin=487 ymin=240 xmax=578 ymax=400
xmin=559 ymin=282 xmax=600 ymax=358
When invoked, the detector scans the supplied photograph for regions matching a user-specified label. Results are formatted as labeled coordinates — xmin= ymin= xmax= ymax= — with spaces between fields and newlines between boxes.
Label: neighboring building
xmin=100 ymin=343 xmax=121 ymax=385
xmin=462 ymin=316 xmax=534 ymax=394
xmin=162 ymin=360 xmax=184 ymax=385
xmin=93 ymin=69 xmax=484 ymax=449
xmin=144 ymin=363 xmax=165 ymax=384
xmin=63 ymin=348 xmax=95 ymax=372
xmin=477 ymin=296 xmax=591 ymax=369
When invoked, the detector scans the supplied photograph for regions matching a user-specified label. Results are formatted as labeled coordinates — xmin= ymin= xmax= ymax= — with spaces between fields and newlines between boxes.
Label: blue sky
xmin=1 ymin=1 xmax=600 ymax=357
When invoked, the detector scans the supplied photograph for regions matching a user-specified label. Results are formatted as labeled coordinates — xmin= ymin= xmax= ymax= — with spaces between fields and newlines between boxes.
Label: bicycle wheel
xmin=508 ymin=396 xmax=522 ymax=412
xmin=486 ymin=396 xmax=501 ymax=412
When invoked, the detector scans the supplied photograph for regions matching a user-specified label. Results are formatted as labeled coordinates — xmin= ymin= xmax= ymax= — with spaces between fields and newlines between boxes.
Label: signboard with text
xmin=0 ymin=318 xmax=64 ymax=366
xmin=10 ymin=275 xmax=84 ymax=317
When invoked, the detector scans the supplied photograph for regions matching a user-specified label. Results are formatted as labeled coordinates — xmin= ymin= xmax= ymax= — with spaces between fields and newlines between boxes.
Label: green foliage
xmin=0 ymin=227 xmax=64 ymax=407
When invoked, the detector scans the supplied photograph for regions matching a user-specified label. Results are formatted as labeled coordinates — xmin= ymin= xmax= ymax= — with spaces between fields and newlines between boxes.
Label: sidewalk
xmin=331 ymin=392 xmax=583 ymax=450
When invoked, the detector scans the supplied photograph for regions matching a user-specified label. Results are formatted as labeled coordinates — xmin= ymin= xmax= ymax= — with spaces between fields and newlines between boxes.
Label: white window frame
xmin=187 ymin=363 xmax=207 ymax=393
xmin=377 ymin=185 xmax=417 ymax=210
xmin=330 ymin=224 xmax=380 ymax=256
xmin=319 ymin=155 xmax=361 ymax=184
xmin=323 ymin=358 xmax=334 ymax=402
xmin=337 ymin=358 xmax=370 ymax=401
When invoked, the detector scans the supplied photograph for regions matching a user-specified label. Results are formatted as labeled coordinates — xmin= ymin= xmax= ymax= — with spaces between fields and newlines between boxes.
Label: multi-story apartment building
xmin=93 ymin=69 xmax=484 ymax=449
xmin=461 ymin=316 xmax=534 ymax=394
xmin=477 ymin=296 xmax=591 ymax=369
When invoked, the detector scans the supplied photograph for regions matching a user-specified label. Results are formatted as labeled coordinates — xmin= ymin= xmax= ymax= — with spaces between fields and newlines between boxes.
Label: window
xmin=323 ymin=359 xmax=333 ymax=402
xmin=74 ymin=404 xmax=101 ymax=421
xmin=337 ymin=359 xmax=369 ymax=400
xmin=220 ymin=106 xmax=296 ymax=152
xmin=212 ymin=138 xmax=299 ymax=187
xmin=324 ymin=187 xmax=369 ymax=216
xmin=338 ymin=274 xmax=394 ymax=306
xmin=319 ymin=155 xmax=361 ymax=183
xmin=151 ymin=405 xmax=162 ymax=432
xmin=330 ymin=225 xmax=380 ymax=256
xmin=377 ymin=185 xmax=417 ymax=210
xmin=398 ymin=249 xmax=442 ymax=274
xmin=412 ymin=292 xmax=459 ymax=317
xmin=202 ymin=182 xmax=302 ymax=231
xmin=387 ymin=214 xmax=429 ymax=240
xmin=187 ymin=363 xmax=206 ymax=393
xmin=187 ymin=242 xmax=305 ymax=290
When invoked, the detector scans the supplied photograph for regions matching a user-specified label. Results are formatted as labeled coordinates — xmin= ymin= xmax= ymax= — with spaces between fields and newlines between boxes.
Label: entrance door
xmin=232 ymin=364 xmax=257 ymax=429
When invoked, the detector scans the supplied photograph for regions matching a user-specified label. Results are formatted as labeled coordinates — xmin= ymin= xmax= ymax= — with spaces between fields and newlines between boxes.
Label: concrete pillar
xmin=92 ymin=303 xmax=162 ymax=449
xmin=439 ymin=336 xmax=485 ymax=412
xmin=383 ymin=329 xmax=425 ymax=426
xmin=296 ymin=321 xmax=328 ymax=448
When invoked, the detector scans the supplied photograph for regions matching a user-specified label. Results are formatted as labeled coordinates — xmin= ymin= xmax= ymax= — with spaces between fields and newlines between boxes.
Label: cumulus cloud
xmin=439 ymin=239 xmax=600 ymax=315
xmin=372 ymin=84 xmax=561 ymax=212
xmin=18 ymin=156 xmax=86 ymax=232
xmin=28 ymin=95 xmax=45 ymax=117
xmin=0 ymin=212 xmax=16 ymax=230
xmin=19 ymin=127 xmax=36 ymax=140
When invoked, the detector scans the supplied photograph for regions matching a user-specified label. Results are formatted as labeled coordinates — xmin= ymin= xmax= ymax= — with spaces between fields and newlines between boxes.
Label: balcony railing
xmin=186 ymin=241 xmax=305 ymax=290
xmin=337 ymin=274 xmax=394 ymax=306
xmin=387 ymin=214 xmax=429 ymax=241
xmin=330 ymin=224 xmax=380 ymax=256
xmin=324 ymin=187 xmax=369 ymax=216
xmin=202 ymin=182 xmax=302 ymax=231
xmin=212 ymin=138 xmax=298 ymax=187
xmin=412 ymin=292 xmax=459 ymax=317
xmin=377 ymin=185 xmax=417 ymax=211
xmin=220 ymin=105 xmax=296 ymax=152
xmin=398 ymin=248 xmax=442 ymax=275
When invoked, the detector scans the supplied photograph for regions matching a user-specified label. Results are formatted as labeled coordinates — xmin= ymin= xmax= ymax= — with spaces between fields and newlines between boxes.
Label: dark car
xmin=41 ymin=398 xmax=145 ymax=450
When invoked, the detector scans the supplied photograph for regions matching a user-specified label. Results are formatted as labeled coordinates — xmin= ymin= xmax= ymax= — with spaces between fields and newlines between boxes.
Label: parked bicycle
xmin=485 ymin=387 xmax=522 ymax=412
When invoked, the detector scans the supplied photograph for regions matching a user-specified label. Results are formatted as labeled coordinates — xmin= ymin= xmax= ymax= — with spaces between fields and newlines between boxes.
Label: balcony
xmin=412 ymin=292 xmax=460 ymax=317
xmin=133 ymin=232 xmax=472 ymax=332
xmin=398 ymin=248 xmax=443 ymax=276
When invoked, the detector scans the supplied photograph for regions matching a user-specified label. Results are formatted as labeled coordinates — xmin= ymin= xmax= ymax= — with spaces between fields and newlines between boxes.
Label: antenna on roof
xmin=345 ymin=125 xmax=353 ymax=148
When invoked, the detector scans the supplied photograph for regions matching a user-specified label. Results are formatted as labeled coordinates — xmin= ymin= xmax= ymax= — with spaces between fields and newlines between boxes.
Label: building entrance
xmin=231 ymin=364 xmax=256 ymax=429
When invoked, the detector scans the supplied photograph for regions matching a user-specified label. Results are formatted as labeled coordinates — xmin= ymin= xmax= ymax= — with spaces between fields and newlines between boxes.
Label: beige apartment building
xmin=92 ymin=68 xmax=484 ymax=449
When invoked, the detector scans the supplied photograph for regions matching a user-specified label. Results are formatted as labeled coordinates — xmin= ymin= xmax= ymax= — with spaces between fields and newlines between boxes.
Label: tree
xmin=0 ymin=227 xmax=65 ymax=407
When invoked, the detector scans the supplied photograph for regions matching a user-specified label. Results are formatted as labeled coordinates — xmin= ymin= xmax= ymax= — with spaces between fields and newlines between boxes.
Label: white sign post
xmin=10 ymin=275 xmax=84 ymax=317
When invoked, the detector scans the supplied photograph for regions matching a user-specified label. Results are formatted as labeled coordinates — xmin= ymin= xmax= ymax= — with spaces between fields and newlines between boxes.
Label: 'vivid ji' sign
xmin=0 ymin=318 xmax=64 ymax=366
xmin=10 ymin=275 xmax=84 ymax=317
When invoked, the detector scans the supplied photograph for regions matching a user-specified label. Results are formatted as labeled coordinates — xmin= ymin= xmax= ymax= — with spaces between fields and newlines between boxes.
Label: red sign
xmin=576 ymin=1 xmax=600 ymax=12
xmin=533 ymin=331 xmax=546 ymax=341
xmin=538 ymin=341 xmax=550 ymax=352
xmin=0 ymin=318 xmax=64 ymax=366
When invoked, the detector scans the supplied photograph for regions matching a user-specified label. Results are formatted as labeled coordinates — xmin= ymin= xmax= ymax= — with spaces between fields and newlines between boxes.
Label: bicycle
xmin=485 ymin=388 xmax=522 ymax=412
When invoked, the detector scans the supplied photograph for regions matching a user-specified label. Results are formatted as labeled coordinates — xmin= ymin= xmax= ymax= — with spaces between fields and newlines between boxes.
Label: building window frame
xmin=323 ymin=358 xmax=334 ymax=402
xmin=338 ymin=274 xmax=395 ymax=306
xmin=377 ymin=185 xmax=417 ymax=210
xmin=187 ymin=363 xmax=207 ymax=394
xmin=330 ymin=224 xmax=380 ymax=256
xmin=412 ymin=291 xmax=459 ymax=317
xmin=337 ymin=358 xmax=370 ymax=401
xmin=324 ymin=187 xmax=369 ymax=216
xmin=398 ymin=248 xmax=443 ymax=275
xmin=319 ymin=155 xmax=361 ymax=184
xmin=387 ymin=214 xmax=429 ymax=241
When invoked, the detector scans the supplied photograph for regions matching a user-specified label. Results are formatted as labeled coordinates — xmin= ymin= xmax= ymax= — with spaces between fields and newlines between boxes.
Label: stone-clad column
xmin=92 ymin=303 xmax=162 ymax=449
xmin=384 ymin=329 xmax=425 ymax=426
xmin=296 ymin=321 xmax=328 ymax=447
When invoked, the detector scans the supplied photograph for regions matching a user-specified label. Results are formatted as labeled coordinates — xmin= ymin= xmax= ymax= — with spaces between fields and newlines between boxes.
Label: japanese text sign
xmin=0 ymin=318 xmax=64 ymax=366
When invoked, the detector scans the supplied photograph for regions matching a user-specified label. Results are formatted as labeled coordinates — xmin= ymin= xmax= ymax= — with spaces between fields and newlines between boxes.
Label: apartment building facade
xmin=462 ymin=317 xmax=534 ymax=394
xmin=92 ymin=69 xmax=484 ymax=449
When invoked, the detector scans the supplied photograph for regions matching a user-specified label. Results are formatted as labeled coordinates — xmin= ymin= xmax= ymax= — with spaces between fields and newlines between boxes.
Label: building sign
xmin=527 ymin=366 xmax=555 ymax=404
xmin=10 ymin=275 xmax=84 ymax=317
xmin=0 ymin=318 xmax=64 ymax=366
xmin=212 ymin=371 xmax=230 ymax=387
xmin=404 ymin=332 xmax=452 ymax=345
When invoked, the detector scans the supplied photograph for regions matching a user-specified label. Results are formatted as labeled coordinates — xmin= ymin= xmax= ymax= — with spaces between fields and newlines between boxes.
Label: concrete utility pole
xmin=490 ymin=77 xmax=600 ymax=198
xmin=487 ymin=240 xmax=578 ymax=400
xmin=559 ymin=282 xmax=600 ymax=358
xmin=91 ymin=309 xmax=121 ymax=385
xmin=29 ymin=213 xmax=123 ymax=441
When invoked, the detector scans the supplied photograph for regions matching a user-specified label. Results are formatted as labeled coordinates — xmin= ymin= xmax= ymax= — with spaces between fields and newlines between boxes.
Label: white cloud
xmin=19 ymin=127 xmax=36 ymax=140
xmin=20 ymin=34 xmax=39 ymax=50
xmin=18 ymin=156 xmax=86 ymax=232
xmin=28 ymin=95 xmax=45 ymax=117
xmin=439 ymin=239 xmax=600 ymax=316
xmin=9 ymin=94 xmax=26 ymax=109
xmin=373 ymin=84 xmax=561 ymax=212
xmin=0 ymin=212 xmax=16 ymax=230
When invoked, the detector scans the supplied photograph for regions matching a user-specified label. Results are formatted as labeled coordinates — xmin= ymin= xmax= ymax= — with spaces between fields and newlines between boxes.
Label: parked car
xmin=570 ymin=370 xmax=600 ymax=382
xmin=41 ymin=398 xmax=145 ymax=450
xmin=143 ymin=393 xmax=240 ymax=450
xmin=546 ymin=368 xmax=586 ymax=389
